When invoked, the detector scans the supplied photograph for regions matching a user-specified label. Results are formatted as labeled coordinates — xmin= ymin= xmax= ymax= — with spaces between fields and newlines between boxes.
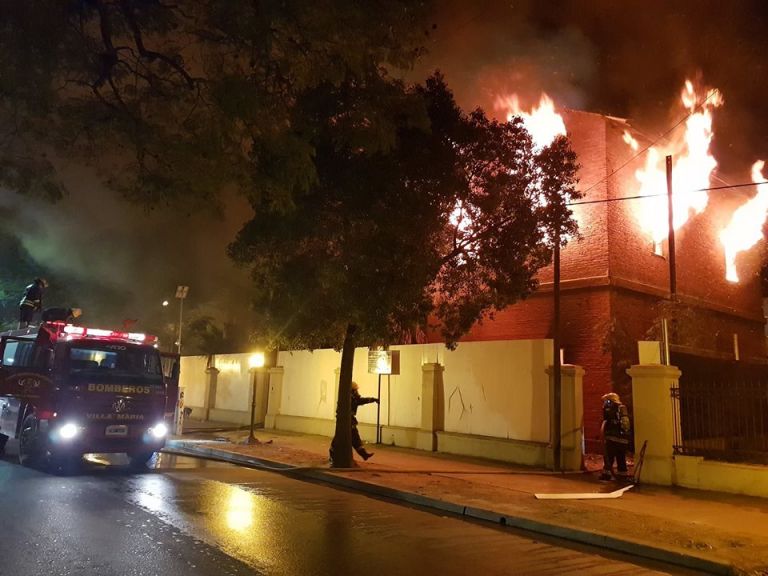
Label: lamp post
xmin=175 ymin=285 xmax=189 ymax=355
xmin=247 ymin=351 xmax=265 ymax=445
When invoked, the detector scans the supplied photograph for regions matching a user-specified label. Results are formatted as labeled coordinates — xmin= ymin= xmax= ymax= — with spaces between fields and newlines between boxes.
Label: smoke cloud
xmin=0 ymin=161 xmax=252 ymax=339
xmin=414 ymin=0 xmax=768 ymax=176
xmin=4 ymin=0 xmax=768 ymax=347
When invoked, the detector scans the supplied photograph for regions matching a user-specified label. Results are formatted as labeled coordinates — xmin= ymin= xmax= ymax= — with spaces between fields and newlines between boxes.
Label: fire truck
xmin=0 ymin=322 xmax=179 ymax=472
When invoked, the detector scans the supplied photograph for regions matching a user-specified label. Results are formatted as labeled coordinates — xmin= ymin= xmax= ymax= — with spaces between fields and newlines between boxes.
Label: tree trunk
xmin=330 ymin=323 xmax=357 ymax=468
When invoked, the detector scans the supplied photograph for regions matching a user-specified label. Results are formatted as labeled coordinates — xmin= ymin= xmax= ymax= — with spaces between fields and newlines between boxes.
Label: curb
xmin=163 ymin=441 xmax=734 ymax=576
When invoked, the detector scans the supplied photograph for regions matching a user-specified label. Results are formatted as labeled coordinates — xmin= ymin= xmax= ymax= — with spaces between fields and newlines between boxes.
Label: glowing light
xmin=495 ymin=93 xmax=567 ymax=149
xmin=720 ymin=161 xmax=768 ymax=282
xmin=59 ymin=422 xmax=79 ymax=440
xmin=225 ymin=487 xmax=254 ymax=531
xmin=626 ymin=81 xmax=723 ymax=244
xmin=217 ymin=358 xmax=243 ymax=375
xmin=248 ymin=352 xmax=265 ymax=370
xmin=149 ymin=422 xmax=168 ymax=439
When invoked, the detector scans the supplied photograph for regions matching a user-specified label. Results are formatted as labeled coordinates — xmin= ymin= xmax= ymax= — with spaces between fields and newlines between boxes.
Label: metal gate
xmin=671 ymin=351 xmax=768 ymax=464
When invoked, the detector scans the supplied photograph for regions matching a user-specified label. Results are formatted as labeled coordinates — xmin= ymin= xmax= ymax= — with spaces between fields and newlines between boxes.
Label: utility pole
xmin=552 ymin=236 xmax=562 ymax=472
xmin=175 ymin=285 xmax=189 ymax=354
xmin=666 ymin=155 xmax=677 ymax=296
xmin=247 ymin=352 xmax=265 ymax=445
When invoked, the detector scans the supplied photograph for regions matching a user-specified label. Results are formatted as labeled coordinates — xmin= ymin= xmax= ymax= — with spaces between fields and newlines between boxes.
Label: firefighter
xmin=600 ymin=392 xmax=631 ymax=480
xmin=329 ymin=381 xmax=379 ymax=463
xmin=18 ymin=277 xmax=48 ymax=328
xmin=41 ymin=307 xmax=82 ymax=323
xmin=350 ymin=381 xmax=378 ymax=460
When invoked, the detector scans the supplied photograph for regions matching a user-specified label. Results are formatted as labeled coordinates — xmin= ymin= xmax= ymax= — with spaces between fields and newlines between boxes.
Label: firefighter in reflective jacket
xmin=18 ymin=277 xmax=48 ymax=328
xmin=600 ymin=392 xmax=631 ymax=481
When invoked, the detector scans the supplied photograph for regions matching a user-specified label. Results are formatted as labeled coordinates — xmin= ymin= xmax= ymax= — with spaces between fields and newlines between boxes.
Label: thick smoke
xmin=414 ymin=0 xmax=768 ymax=176
xmin=0 ymin=162 xmax=252 ymax=342
xmin=4 ymin=0 xmax=768 ymax=347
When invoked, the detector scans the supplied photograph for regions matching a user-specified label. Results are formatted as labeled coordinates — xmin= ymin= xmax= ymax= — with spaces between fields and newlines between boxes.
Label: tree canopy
xmin=229 ymin=74 xmax=580 ymax=466
xmin=0 ymin=2 xmax=580 ymax=467
xmin=0 ymin=0 xmax=432 ymax=206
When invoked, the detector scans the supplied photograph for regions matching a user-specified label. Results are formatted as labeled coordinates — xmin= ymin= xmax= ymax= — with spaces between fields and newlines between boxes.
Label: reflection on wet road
xmin=0 ymin=453 xmax=703 ymax=576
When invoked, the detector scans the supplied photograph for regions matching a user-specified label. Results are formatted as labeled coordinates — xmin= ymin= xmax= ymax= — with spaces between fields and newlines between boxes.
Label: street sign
xmin=367 ymin=349 xmax=400 ymax=375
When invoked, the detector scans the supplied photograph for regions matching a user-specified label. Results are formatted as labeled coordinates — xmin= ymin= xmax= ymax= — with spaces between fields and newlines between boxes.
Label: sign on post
xmin=367 ymin=349 xmax=400 ymax=375
xmin=367 ymin=349 xmax=400 ymax=444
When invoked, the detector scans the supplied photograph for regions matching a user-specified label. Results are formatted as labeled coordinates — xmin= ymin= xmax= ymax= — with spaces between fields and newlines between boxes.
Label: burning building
xmin=434 ymin=82 xmax=768 ymax=450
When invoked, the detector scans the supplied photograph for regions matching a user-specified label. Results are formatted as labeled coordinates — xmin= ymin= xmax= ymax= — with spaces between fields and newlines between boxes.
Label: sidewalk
xmin=164 ymin=424 xmax=768 ymax=576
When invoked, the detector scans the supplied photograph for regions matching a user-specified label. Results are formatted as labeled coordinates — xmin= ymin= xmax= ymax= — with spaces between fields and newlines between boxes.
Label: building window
xmin=652 ymin=237 xmax=671 ymax=258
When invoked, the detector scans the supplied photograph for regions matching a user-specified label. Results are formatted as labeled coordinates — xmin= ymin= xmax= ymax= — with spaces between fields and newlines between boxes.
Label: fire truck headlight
xmin=149 ymin=423 xmax=168 ymax=439
xmin=59 ymin=423 xmax=80 ymax=440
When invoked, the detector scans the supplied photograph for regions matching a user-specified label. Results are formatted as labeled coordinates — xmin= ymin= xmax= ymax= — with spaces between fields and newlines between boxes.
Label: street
xmin=0 ymin=453 xmax=707 ymax=576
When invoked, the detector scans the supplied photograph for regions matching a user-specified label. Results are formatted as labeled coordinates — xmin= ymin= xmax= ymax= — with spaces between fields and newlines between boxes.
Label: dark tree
xmin=229 ymin=74 xmax=580 ymax=467
xmin=0 ymin=3 xmax=580 ymax=467
xmin=0 ymin=0 xmax=432 ymax=206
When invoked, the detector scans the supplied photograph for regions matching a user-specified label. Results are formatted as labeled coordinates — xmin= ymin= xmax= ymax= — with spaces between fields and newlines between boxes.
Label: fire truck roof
xmin=1 ymin=322 xmax=158 ymax=346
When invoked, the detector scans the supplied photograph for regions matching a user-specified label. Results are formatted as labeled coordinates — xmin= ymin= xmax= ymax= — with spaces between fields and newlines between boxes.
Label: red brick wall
xmin=430 ymin=110 xmax=767 ymax=452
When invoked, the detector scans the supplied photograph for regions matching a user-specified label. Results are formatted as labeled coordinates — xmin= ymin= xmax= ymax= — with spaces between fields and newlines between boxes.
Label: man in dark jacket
xmin=350 ymin=381 xmax=378 ymax=461
xmin=18 ymin=278 xmax=48 ymax=328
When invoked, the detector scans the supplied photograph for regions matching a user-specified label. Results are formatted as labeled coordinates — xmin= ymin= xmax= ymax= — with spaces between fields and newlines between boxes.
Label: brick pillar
xmin=265 ymin=367 xmax=284 ymax=429
xmin=416 ymin=362 xmax=444 ymax=451
xmin=203 ymin=366 xmax=219 ymax=422
xmin=547 ymin=364 xmax=585 ymax=471
xmin=627 ymin=364 xmax=681 ymax=485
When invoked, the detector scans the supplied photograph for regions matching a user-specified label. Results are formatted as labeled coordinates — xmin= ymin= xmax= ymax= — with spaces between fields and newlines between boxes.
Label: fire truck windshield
xmin=68 ymin=342 xmax=163 ymax=380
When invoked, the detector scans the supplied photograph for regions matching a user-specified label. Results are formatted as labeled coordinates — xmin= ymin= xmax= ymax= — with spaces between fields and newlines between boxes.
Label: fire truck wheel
xmin=128 ymin=451 xmax=155 ymax=470
xmin=18 ymin=415 xmax=44 ymax=468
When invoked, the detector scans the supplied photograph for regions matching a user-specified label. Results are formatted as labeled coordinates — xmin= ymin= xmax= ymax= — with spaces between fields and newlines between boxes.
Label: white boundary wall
xmin=180 ymin=339 xmax=553 ymax=444
xmin=442 ymin=340 xmax=551 ymax=442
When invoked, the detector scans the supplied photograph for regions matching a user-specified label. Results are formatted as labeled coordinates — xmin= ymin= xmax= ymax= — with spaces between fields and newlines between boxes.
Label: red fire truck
xmin=0 ymin=322 xmax=179 ymax=472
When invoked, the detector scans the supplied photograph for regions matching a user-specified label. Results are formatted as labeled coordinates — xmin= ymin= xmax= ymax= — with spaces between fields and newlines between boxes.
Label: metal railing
xmin=671 ymin=376 xmax=768 ymax=465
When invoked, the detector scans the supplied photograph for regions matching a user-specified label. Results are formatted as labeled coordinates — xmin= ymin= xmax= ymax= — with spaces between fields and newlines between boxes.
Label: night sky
xmin=3 ymin=0 xmax=768 ymax=340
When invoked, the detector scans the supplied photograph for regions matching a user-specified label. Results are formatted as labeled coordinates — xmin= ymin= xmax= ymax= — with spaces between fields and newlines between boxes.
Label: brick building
xmin=431 ymin=109 xmax=767 ymax=451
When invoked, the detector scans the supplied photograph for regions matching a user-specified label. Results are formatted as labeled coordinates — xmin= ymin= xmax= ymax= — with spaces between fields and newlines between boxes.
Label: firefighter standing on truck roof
xmin=18 ymin=277 xmax=48 ymax=329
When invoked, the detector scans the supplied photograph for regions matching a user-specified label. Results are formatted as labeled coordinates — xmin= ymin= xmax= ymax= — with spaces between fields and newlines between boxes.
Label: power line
xmin=578 ymin=88 xmax=723 ymax=197
xmin=568 ymin=180 xmax=768 ymax=207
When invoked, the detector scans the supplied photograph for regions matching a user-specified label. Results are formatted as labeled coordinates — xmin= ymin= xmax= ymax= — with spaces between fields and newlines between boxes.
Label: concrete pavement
xmin=164 ymin=422 xmax=768 ymax=576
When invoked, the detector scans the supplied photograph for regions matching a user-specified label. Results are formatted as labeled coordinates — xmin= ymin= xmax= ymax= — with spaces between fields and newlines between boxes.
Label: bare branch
xmin=118 ymin=0 xmax=197 ymax=89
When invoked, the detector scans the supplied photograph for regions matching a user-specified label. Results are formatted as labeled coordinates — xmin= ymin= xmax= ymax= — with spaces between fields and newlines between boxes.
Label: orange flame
xmin=627 ymin=81 xmax=723 ymax=244
xmin=495 ymin=93 xmax=567 ymax=149
xmin=720 ymin=161 xmax=768 ymax=282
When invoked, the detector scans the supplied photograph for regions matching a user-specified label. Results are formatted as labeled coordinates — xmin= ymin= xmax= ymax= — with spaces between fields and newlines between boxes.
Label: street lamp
xmin=246 ymin=352 xmax=265 ymax=445
xmin=175 ymin=285 xmax=189 ymax=355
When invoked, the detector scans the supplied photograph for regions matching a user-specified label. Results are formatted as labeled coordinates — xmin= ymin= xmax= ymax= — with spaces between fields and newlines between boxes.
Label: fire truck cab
xmin=0 ymin=322 xmax=177 ymax=471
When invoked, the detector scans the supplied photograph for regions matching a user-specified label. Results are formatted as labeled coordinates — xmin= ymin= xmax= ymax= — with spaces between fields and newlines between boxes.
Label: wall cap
xmin=421 ymin=362 xmax=445 ymax=373
xmin=545 ymin=364 xmax=585 ymax=377
xmin=626 ymin=364 xmax=682 ymax=378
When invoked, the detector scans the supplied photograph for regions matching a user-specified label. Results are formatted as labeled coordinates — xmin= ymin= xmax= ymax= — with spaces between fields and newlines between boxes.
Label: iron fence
xmin=670 ymin=352 xmax=768 ymax=464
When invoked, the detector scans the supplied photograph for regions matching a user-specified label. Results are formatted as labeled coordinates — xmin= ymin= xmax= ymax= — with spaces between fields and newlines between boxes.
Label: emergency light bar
xmin=54 ymin=323 xmax=158 ymax=345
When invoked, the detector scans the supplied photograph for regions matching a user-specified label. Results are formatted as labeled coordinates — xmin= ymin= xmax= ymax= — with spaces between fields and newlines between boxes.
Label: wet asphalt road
xmin=0 ymin=453 xmax=705 ymax=576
